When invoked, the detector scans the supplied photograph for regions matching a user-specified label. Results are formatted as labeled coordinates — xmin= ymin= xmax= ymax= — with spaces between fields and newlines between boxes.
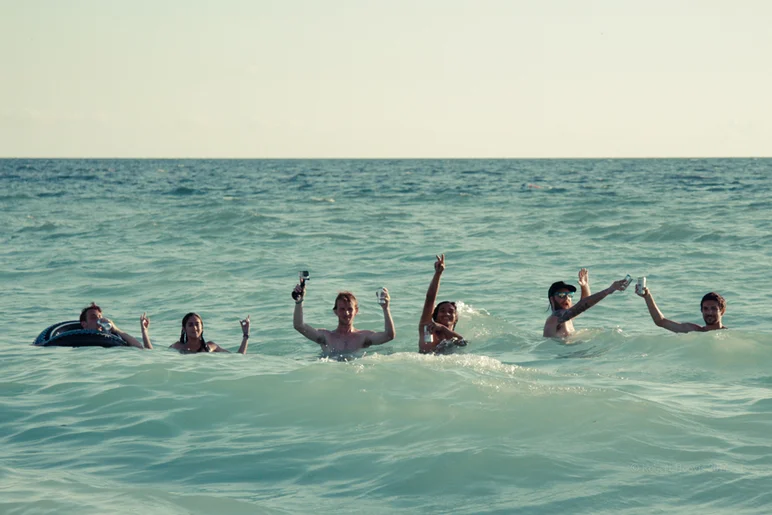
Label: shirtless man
xmin=79 ymin=302 xmax=147 ymax=349
xmin=637 ymin=286 xmax=727 ymax=332
xmin=543 ymin=272 xmax=630 ymax=338
xmin=292 ymin=280 xmax=395 ymax=354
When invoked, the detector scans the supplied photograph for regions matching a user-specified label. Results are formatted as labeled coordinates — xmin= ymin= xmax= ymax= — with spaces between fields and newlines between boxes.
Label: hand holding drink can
xmin=98 ymin=318 xmax=112 ymax=332
xmin=636 ymin=277 xmax=646 ymax=295
xmin=423 ymin=324 xmax=433 ymax=344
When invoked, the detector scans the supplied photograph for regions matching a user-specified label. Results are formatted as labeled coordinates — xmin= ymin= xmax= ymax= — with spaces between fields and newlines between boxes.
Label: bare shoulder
xmin=543 ymin=315 xmax=559 ymax=337
xmin=546 ymin=310 xmax=567 ymax=323
xmin=170 ymin=341 xmax=182 ymax=349
xmin=209 ymin=342 xmax=230 ymax=353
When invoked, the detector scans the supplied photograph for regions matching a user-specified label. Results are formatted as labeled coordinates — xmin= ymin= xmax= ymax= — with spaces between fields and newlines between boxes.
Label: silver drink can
xmin=376 ymin=288 xmax=386 ymax=305
xmin=636 ymin=276 xmax=646 ymax=295
xmin=423 ymin=324 xmax=433 ymax=344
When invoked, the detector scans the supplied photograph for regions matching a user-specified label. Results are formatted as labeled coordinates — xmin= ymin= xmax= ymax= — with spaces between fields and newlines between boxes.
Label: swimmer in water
xmin=292 ymin=281 xmax=395 ymax=354
xmin=637 ymin=286 xmax=727 ymax=332
xmin=141 ymin=312 xmax=250 ymax=353
xmin=79 ymin=302 xmax=146 ymax=349
xmin=419 ymin=254 xmax=466 ymax=353
xmin=543 ymin=270 xmax=630 ymax=338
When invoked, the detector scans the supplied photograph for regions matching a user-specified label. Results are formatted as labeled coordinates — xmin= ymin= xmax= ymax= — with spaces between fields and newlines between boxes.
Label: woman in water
xmin=140 ymin=312 xmax=251 ymax=354
xmin=418 ymin=254 xmax=466 ymax=353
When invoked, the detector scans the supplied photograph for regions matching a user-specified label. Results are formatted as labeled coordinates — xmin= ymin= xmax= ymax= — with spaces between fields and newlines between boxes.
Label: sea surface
xmin=1 ymin=158 xmax=771 ymax=514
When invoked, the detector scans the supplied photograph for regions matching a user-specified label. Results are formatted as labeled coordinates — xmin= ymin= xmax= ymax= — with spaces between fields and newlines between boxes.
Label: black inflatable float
xmin=34 ymin=321 xmax=127 ymax=348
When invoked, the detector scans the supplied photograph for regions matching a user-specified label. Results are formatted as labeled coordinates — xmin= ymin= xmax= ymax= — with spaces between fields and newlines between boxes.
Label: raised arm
xmin=554 ymin=277 xmax=629 ymax=324
xmin=236 ymin=315 xmax=250 ymax=354
xmin=292 ymin=281 xmax=327 ymax=345
xmin=419 ymin=254 xmax=445 ymax=326
xmin=140 ymin=312 xmax=153 ymax=349
xmin=103 ymin=317 xmax=144 ymax=349
xmin=637 ymin=287 xmax=702 ymax=333
xmin=578 ymin=268 xmax=591 ymax=300
xmin=363 ymin=288 xmax=396 ymax=347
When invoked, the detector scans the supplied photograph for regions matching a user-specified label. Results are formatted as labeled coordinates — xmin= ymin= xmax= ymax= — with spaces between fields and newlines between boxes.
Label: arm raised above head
xmin=364 ymin=288 xmax=395 ymax=347
xmin=292 ymin=283 xmax=327 ymax=345
xmin=578 ymin=268 xmax=591 ymax=300
xmin=637 ymin=287 xmax=703 ymax=333
xmin=140 ymin=313 xmax=153 ymax=349
xmin=554 ymin=277 xmax=628 ymax=324
xmin=236 ymin=315 xmax=250 ymax=354
xmin=420 ymin=254 xmax=445 ymax=326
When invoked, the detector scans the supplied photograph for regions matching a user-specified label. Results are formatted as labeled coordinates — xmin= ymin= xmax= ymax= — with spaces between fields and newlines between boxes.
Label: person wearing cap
xmin=419 ymin=254 xmax=466 ymax=353
xmin=543 ymin=271 xmax=630 ymax=338
xmin=636 ymin=287 xmax=727 ymax=332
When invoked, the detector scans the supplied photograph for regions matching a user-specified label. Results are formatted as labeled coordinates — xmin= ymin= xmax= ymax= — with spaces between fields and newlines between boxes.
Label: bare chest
xmin=322 ymin=331 xmax=370 ymax=352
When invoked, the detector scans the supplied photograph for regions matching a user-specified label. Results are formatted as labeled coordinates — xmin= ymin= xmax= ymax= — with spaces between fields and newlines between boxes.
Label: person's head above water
xmin=332 ymin=292 xmax=358 ymax=311
xmin=432 ymin=301 xmax=458 ymax=330
xmin=332 ymin=292 xmax=359 ymax=325
xmin=548 ymin=281 xmax=578 ymax=311
xmin=700 ymin=292 xmax=726 ymax=326
xmin=80 ymin=302 xmax=103 ymax=330
xmin=180 ymin=312 xmax=206 ymax=346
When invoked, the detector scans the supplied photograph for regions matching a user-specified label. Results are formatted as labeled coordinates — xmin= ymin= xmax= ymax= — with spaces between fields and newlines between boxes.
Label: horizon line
xmin=2 ymin=156 xmax=771 ymax=160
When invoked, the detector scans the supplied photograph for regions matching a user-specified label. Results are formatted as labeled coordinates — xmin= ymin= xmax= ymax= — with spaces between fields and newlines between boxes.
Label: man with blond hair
xmin=292 ymin=282 xmax=395 ymax=354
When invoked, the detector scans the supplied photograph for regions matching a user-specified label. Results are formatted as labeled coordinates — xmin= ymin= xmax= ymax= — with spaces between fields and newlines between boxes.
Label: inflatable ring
xmin=34 ymin=321 xmax=128 ymax=348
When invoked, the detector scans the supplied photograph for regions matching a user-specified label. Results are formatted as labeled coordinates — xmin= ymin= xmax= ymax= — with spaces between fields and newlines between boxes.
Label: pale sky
xmin=1 ymin=0 xmax=770 ymax=158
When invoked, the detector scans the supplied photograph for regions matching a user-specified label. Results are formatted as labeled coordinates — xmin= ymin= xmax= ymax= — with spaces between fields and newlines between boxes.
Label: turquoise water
xmin=2 ymin=159 xmax=771 ymax=513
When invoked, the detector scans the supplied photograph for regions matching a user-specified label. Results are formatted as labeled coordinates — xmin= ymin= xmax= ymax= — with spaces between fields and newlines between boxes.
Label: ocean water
xmin=1 ymin=158 xmax=771 ymax=514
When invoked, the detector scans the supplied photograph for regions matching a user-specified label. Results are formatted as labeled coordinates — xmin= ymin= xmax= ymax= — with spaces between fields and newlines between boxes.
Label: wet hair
xmin=700 ymin=292 xmax=726 ymax=314
xmin=432 ymin=301 xmax=457 ymax=329
xmin=332 ymin=292 xmax=358 ymax=311
xmin=80 ymin=302 xmax=102 ymax=322
xmin=180 ymin=312 xmax=210 ymax=352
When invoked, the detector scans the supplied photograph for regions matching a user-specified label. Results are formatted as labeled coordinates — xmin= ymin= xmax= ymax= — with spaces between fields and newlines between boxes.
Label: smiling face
xmin=433 ymin=301 xmax=458 ymax=329
xmin=333 ymin=298 xmax=358 ymax=326
xmin=551 ymin=289 xmax=574 ymax=311
xmin=184 ymin=314 xmax=204 ymax=341
xmin=700 ymin=292 xmax=726 ymax=327
xmin=700 ymin=300 xmax=724 ymax=327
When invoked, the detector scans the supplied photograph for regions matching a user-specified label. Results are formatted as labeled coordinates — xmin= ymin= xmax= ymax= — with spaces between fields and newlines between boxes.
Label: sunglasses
xmin=553 ymin=292 xmax=575 ymax=299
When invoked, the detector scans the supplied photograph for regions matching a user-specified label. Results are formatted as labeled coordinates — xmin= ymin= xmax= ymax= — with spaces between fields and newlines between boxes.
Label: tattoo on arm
xmin=556 ymin=302 xmax=589 ymax=323
xmin=556 ymin=291 xmax=607 ymax=323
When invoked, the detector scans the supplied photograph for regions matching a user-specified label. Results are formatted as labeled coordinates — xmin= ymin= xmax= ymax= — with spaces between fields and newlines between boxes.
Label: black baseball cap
xmin=548 ymin=281 xmax=577 ymax=298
